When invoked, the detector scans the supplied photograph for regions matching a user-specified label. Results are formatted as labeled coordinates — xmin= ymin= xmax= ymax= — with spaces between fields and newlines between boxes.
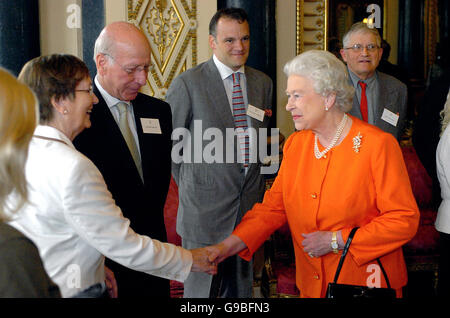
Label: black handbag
xmin=326 ymin=227 xmax=396 ymax=299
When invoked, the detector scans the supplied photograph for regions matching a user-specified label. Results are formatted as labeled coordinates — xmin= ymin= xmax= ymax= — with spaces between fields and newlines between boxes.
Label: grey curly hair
xmin=283 ymin=50 xmax=355 ymax=112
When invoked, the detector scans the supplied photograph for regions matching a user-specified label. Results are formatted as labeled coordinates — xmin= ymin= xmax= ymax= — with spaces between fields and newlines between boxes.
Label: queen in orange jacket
xmin=208 ymin=50 xmax=420 ymax=298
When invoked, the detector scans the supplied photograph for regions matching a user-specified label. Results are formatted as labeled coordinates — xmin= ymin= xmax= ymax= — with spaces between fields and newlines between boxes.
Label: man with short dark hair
xmin=166 ymin=8 xmax=273 ymax=298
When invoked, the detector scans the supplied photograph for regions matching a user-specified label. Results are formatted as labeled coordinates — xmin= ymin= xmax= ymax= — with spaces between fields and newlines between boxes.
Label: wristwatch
xmin=331 ymin=231 xmax=339 ymax=254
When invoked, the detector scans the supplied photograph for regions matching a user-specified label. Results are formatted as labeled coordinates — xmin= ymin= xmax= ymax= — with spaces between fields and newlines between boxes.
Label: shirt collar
xmin=33 ymin=125 xmax=75 ymax=149
xmin=94 ymin=76 xmax=131 ymax=109
xmin=347 ymin=67 xmax=378 ymax=87
xmin=213 ymin=55 xmax=245 ymax=80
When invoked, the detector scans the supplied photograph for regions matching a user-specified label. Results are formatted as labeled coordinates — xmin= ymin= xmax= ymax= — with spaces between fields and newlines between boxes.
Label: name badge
xmin=381 ymin=108 xmax=399 ymax=127
xmin=246 ymin=104 xmax=265 ymax=122
xmin=140 ymin=118 xmax=162 ymax=134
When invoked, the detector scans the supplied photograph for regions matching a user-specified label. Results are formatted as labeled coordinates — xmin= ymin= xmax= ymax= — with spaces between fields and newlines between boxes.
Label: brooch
xmin=352 ymin=132 xmax=362 ymax=153
xmin=264 ymin=109 xmax=272 ymax=117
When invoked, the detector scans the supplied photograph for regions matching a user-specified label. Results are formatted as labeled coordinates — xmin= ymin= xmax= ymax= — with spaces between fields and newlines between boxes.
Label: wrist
xmin=331 ymin=231 xmax=339 ymax=254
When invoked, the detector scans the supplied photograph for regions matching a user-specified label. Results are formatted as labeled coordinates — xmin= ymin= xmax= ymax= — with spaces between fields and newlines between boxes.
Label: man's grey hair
xmin=284 ymin=50 xmax=355 ymax=113
xmin=342 ymin=22 xmax=382 ymax=48
xmin=93 ymin=29 xmax=115 ymax=63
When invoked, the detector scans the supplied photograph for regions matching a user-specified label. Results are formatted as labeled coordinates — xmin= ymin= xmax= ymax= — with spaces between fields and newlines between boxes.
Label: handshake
xmin=189 ymin=235 xmax=247 ymax=274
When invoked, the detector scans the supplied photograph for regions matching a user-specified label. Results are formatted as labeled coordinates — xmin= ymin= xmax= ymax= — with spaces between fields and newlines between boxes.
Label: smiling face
xmin=340 ymin=31 xmax=383 ymax=80
xmin=285 ymin=75 xmax=328 ymax=132
xmin=209 ymin=17 xmax=250 ymax=71
xmin=97 ymin=42 xmax=151 ymax=102
xmin=96 ymin=23 xmax=151 ymax=102
xmin=63 ymin=77 xmax=99 ymax=139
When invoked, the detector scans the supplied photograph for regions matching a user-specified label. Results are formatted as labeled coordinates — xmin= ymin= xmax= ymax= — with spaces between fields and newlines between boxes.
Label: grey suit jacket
xmin=166 ymin=58 xmax=273 ymax=244
xmin=348 ymin=70 xmax=407 ymax=140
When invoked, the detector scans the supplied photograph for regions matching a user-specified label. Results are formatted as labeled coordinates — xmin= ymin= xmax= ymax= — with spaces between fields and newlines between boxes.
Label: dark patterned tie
xmin=232 ymin=73 xmax=249 ymax=168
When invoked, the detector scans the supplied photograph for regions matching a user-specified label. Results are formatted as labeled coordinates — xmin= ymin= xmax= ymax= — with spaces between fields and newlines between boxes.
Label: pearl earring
xmin=63 ymin=109 xmax=68 ymax=115
xmin=325 ymin=106 xmax=329 ymax=111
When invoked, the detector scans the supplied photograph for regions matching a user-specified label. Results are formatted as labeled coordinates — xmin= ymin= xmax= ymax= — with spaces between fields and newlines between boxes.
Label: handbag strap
xmin=332 ymin=227 xmax=359 ymax=283
xmin=331 ymin=227 xmax=391 ymax=289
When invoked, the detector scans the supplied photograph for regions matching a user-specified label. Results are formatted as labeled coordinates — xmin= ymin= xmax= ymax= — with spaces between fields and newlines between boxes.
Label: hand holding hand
xmin=190 ymin=247 xmax=218 ymax=275
xmin=205 ymin=235 xmax=248 ymax=265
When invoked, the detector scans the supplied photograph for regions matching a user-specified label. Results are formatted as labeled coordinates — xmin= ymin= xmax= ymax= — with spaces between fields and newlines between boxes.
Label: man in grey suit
xmin=166 ymin=8 xmax=273 ymax=298
xmin=340 ymin=22 xmax=407 ymax=140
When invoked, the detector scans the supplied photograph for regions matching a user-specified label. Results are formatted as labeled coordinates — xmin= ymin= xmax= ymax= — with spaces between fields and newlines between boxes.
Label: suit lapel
xmin=376 ymin=72 xmax=390 ymax=122
xmin=204 ymin=59 xmax=235 ymax=129
xmin=92 ymin=84 xmax=144 ymax=184
xmin=246 ymin=67 xmax=266 ymax=130
xmin=92 ymin=84 xmax=125 ymax=144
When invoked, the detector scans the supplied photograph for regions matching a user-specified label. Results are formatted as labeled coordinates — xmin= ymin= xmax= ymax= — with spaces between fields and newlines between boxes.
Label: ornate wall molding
xmin=424 ymin=0 xmax=438 ymax=77
xmin=296 ymin=0 xmax=327 ymax=54
xmin=128 ymin=0 xmax=197 ymax=99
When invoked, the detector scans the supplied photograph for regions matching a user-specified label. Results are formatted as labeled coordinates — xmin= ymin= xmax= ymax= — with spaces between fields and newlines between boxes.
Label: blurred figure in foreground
xmin=0 ymin=67 xmax=61 ymax=297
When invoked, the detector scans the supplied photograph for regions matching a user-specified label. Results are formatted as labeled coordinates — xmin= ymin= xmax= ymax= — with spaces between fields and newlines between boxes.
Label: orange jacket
xmin=234 ymin=116 xmax=419 ymax=298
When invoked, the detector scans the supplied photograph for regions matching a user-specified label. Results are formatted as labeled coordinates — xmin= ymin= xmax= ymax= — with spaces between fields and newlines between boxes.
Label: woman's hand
xmin=301 ymin=230 xmax=343 ymax=258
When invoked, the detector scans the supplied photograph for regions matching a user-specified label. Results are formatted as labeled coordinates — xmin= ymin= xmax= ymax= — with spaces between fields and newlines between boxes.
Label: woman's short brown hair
xmin=18 ymin=54 xmax=90 ymax=124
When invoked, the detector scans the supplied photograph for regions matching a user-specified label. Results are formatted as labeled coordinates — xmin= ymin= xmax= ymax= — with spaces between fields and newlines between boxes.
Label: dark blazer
xmin=73 ymin=83 xmax=172 ymax=297
xmin=348 ymin=70 xmax=407 ymax=140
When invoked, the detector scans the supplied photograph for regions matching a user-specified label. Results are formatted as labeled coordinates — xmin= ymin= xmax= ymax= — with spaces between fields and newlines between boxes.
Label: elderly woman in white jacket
xmin=10 ymin=54 xmax=216 ymax=298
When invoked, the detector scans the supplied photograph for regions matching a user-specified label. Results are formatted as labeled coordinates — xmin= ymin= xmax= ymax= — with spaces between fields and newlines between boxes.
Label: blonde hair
xmin=440 ymin=87 xmax=450 ymax=136
xmin=0 ymin=68 xmax=38 ymax=221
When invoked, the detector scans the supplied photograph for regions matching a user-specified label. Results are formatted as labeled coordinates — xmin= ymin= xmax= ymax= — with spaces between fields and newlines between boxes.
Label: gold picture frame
xmin=296 ymin=0 xmax=328 ymax=55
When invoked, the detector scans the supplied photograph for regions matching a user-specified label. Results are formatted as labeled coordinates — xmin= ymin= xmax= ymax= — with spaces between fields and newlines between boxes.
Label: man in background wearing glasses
xmin=340 ymin=22 xmax=407 ymax=140
xmin=73 ymin=22 xmax=173 ymax=298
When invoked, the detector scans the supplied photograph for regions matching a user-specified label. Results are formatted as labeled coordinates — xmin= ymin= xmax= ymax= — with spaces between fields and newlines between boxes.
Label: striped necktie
xmin=116 ymin=102 xmax=143 ymax=180
xmin=231 ymin=72 xmax=249 ymax=168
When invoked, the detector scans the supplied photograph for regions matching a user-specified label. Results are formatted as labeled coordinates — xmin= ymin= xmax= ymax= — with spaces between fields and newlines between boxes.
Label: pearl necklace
xmin=314 ymin=113 xmax=348 ymax=159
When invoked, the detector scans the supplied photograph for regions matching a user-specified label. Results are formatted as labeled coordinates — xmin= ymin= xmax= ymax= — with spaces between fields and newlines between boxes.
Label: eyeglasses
xmin=103 ymin=53 xmax=150 ymax=76
xmin=344 ymin=44 xmax=379 ymax=53
xmin=75 ymin=86 xmax=94 ymax=95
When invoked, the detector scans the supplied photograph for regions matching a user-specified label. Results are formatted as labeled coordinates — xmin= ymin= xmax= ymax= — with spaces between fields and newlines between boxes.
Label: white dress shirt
xmin=9 ymin=125 xmax=192 ymax=297
xmin=94 ymin=76 xmax=142 ymax=157
xmin=213 ymin=55 xmax=252 ymax=172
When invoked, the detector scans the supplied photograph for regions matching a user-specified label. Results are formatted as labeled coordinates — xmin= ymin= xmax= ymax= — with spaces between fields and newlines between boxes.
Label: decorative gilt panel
xmin=297 ymin=0 xmax=328 ymax=54
xmin=424 ymin=0 xmax=438 ymax=77
xmin=127 ymin=0 xmax=197 ymax=99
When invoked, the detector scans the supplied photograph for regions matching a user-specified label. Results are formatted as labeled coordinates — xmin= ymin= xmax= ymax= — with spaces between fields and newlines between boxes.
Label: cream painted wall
xmin=104 ymin=0 xmax=126 ymax=24
xmin=384 ymin=0 xmax=399 ymax=64
xmin=39 ymin=0 xmax=82 ymax=57
xmin=276 ymin=0 xmax=297 ymax=138
xmin=195 ymin=0 xmax=216 ymax=63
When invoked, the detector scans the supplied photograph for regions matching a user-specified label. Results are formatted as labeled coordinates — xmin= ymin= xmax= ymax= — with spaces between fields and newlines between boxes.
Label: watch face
xmin=331 ymin=241 xmax=338 ymax=249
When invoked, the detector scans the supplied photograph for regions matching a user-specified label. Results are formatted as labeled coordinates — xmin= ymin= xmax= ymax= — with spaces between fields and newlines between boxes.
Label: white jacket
xmin=10 ymin=125 xmax=192 ymax=297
